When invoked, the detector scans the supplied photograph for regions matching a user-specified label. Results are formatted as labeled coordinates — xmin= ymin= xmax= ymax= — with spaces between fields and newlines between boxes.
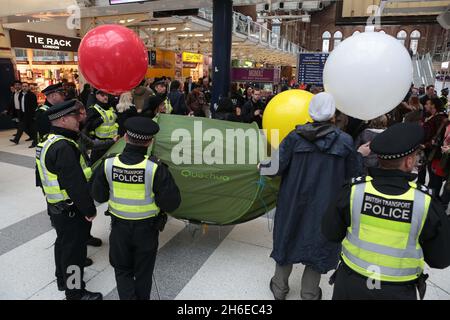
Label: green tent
xmin=94 ymin=114 xmax=279 ymax=225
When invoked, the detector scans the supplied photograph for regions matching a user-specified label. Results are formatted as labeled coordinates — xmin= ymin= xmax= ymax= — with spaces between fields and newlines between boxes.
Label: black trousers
xmin=49 ymin=207 xmax=90 ymax=300
xmin=14 ymin=119 xmax=35 ymax=143
xmin=332 ymin=264 xmax=417 ymax=300
xmin=109 ymin=216 xmax=159 ymax=300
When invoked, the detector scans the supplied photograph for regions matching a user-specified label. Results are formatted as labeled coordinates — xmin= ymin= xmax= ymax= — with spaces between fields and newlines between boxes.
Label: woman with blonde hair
xmin=116 ymin=91 xmax=137 ymax=136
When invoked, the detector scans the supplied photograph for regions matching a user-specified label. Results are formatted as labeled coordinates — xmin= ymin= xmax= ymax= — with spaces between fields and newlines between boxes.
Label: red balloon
xmin=78 ymin=24 xmax=148 ymax=95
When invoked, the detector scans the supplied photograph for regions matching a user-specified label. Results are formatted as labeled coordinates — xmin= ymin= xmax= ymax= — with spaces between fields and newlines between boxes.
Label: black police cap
xmin=371 ymin=122 xmax=424 ymax=160
xmin=42 ymin=83 xmax=64 ymax=96
xmin=93 ymin=88 xmax=108 ymax=95
xmin=125 ymin=117 xmax=160 ymax=141
xmin=152 ymin=79 xmax=166 ymax=87
xmin=45 ymin=99 xmax=82 ymax=121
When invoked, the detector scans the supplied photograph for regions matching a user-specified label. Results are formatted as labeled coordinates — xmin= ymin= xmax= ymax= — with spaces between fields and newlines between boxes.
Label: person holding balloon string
xmin=83 ymin=89 xmax=120 ymax=165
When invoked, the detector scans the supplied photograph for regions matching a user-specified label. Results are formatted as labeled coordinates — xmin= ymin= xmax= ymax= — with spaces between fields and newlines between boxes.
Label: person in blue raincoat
xmin=259 ymin=92 xmax=367 ymax=300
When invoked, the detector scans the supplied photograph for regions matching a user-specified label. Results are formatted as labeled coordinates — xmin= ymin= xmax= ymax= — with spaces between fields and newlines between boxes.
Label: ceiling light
xmin=183 ymin=27 xmax=191 ymax=31
xmin=194 ymin=34 xmax=203 ymax=37
xmin=160 ymin=28 xmax=165 ymax=32
xmin=150 ymin=28 xmax=159 ymax=31
xmin=166 ymin=27 xmax=177 ymax=31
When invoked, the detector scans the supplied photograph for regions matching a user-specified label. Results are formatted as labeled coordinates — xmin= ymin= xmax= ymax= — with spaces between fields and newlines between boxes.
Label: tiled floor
xmin=0 ymin=129 xmax=449 ymax=300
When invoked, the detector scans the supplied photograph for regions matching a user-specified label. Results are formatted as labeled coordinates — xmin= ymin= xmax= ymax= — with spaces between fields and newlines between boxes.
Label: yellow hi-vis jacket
xmin=342 ymin=176 xmax=430 ymax=282
xmin=104 ymin=155 xmax=160 ymax=220
xmin=36 ymin=134 xmax=92 ymax=204
xmin=91 ymin=104 xmax=118 ymax=139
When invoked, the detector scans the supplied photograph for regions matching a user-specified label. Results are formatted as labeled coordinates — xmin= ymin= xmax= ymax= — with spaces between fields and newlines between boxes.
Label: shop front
xmin=146 ymin=48 xmax=176 ymax=80
xmin=182 ymin=52 xmax=203 ymax=82
xmin=9 ymin=29 xmax=80 ymax=103
xmin=145 ymin=50 xmax=210 ymax=83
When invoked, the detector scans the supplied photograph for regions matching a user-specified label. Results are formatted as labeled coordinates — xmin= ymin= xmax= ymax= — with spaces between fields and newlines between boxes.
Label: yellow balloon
xmin=263 ymin=89 xmax=314 ymax=148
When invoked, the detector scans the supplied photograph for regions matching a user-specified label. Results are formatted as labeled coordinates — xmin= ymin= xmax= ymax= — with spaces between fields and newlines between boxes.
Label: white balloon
xmin=323 ymin=32 xmax=413 ymax=120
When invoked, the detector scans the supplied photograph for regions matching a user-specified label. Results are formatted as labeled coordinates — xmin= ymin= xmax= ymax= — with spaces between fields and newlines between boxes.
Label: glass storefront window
xmin=14 ymin=48 xmax=27 ymax=61
xmin=31 ymin=49 xmax=73 ymax=62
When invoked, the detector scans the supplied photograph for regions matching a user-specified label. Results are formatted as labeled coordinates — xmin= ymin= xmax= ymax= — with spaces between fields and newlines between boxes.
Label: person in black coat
xmin=259 ymin=93 xmax=364 ymax=300
xmin=183 ymin=76 xmax=194 ymax=96
xmin=214 ymin=97 xmax=240 ymax=122
xmin=8 ymin=80 xmax=22 ymax=120
xmin=35 ymin=100 xmax=102 ymax=300
xmin=229 ymin=83 xmax=245 ymax=121
xmin=141 ymin=95 xmax=166 ymax=119
xmin=91 ymin=117 xmax=181 ymax=300
xmin=83 ymin=89 xmax=119 ymax=164
xmin=241 ymin=87 xmax=265 ymax=128
xmin=36 ymin=83 xmax=66 ymax=143
xmin=323 ymin=123 xmax=450 ymax=300
xmin=168 ymin=80 xmax=188 ymax=115
xmin=11 ymin=82 xmax=37 ymax=147
xmin=79 ymin=84 xmax=91 ymax=107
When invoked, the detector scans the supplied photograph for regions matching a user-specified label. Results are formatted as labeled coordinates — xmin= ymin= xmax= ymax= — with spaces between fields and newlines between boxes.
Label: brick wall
xmin=283 ymin=3 xmax=447 ymax=55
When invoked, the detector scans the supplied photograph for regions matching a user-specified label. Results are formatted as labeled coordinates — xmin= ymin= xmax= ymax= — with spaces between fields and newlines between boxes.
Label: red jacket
xmin=423 ymin=112 xmax=448 ymax=160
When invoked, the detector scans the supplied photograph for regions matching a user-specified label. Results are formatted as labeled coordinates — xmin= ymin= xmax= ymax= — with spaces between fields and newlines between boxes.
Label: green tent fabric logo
xmin=181 ymin=169 xmax=230 ymax=182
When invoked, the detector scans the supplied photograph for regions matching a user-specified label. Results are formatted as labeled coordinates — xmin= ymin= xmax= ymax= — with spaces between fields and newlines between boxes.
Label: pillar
xmin=211 ymin=0 xmax=233 ymax=115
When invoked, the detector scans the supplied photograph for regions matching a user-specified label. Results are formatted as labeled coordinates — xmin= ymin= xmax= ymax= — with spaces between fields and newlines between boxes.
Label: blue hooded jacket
xmin=261 ymin=122 xmax=363 ymax=273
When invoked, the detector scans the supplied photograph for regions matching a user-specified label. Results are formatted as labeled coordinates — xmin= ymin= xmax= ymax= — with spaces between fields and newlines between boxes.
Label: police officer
xmin=153 ymin=79 xmax=173 ymax=114
xmin=323 ymin=122 xmax=450 ymax=300
xmin=91 ymin=117 xmax=181 ymax=300
xmin=36 ymin=83 xmax=66 ymax=142
xmin=84 ymin=89 xmax=119 ymax=164
xmin=36 ymin=100 xmax=102 ymax=300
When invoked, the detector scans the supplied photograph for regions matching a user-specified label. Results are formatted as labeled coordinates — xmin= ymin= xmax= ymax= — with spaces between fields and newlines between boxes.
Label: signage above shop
xmin=183 ymin=62 xmax=198 ymax=69
xmin=9 ymin=30 xmax=81 ymax=52
xmin=231 ymin=68 xmax=277 ymax=83
xmin=182 ymin=52 xmax=203 ymax=63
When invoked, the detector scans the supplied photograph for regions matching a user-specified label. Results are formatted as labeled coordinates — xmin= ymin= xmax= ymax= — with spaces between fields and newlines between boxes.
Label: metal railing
xmin=198 ymin=8 xmax=302 ymax=56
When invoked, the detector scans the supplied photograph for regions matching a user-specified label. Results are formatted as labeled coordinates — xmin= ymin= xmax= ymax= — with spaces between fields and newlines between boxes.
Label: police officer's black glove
xmin=157 ymin=213 xmax=168 ymax=232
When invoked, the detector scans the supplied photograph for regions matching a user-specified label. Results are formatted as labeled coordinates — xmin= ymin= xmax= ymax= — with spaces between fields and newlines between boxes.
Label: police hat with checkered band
xmin=42 ymin=83 xmax=65 ymax=96
xmin=371 ymin=122 xmax=424 ymax=160
xmin=45 ymin=99 xmax=83 ymax=121
xmin=124 ymin=117 xmax=159 ymax=142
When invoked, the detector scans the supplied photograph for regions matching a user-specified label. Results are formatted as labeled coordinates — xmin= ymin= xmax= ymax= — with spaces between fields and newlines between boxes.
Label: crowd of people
xmin=348 ymin=84 xmax=450 ymax=210
xmin=259 ymin=87 xmax=450 ymax=301
xmin=4 ymin=75 xmax=281 ymax=164
xmin=4 ymin=72 xmax=450 ymax=301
